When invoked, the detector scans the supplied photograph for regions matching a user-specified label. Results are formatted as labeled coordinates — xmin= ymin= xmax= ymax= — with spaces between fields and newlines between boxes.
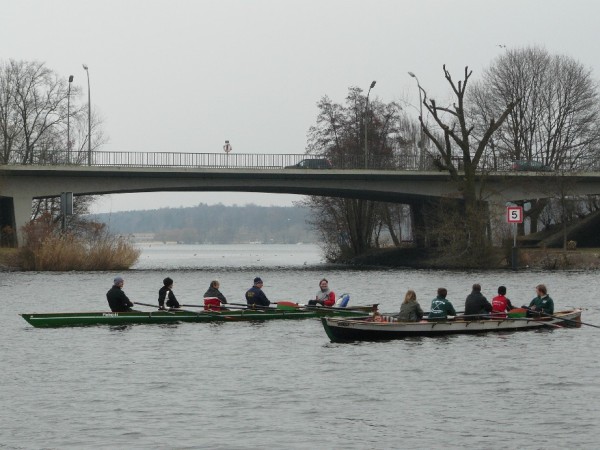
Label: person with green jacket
xmin=398 ymin=289 xmax=424 ymax=321
xmin=527 ymin=284 xmax=554 ymax=316
xmin=427 ymin=288 xmax=457 ymax=320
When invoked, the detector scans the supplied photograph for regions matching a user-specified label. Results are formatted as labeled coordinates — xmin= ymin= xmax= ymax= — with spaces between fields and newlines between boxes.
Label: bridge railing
xmin=90 ymin=151 xmax=427 ymax=169
xmin=3 ymin=149 xmax=599 ymax=172
xmin=90 ymin=151 xmax=442 ymax=170
xmin=5 ymin=150 xmax=428 ymax=170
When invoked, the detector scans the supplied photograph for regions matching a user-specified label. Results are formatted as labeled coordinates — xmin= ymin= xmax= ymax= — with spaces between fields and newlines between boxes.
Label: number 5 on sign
xmin=507 ymin=206 xmax=523 ymax=223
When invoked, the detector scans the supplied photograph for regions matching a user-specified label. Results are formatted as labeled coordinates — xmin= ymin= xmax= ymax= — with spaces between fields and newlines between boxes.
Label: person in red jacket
xmin=309 ymin=278 xmax=336 ymax=307
xmin=491 ymin=285 xmax=513 ymax=318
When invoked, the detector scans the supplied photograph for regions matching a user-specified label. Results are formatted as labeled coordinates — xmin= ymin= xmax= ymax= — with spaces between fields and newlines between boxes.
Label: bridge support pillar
xmin=0 ymin=197 xmax=17 ymax=247
xmin=9 ymin=193 xmax=34 ymax=248
xmin=411 ymin=202 xmax=427 ymax=248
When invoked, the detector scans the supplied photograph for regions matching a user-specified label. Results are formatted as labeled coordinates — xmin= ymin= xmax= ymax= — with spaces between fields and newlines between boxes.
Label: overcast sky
xmin=3 ymin=0 xmax=600 ymax=212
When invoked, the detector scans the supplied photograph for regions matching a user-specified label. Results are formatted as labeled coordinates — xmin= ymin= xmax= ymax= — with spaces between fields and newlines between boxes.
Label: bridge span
xmin=2 ymin=165 xmax=600 ymax=246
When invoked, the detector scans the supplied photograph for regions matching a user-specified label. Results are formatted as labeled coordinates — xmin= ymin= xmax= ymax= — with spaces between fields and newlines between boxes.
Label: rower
xmin=308 ymin=278 xmax=336 ymax=307
xmin=427 ymin=288 xmax=457 ymax=321
xmin=245 ymin=277 xmax=271 ymax=307
xmin=158 ymin=277 xmax=180 ymax=310
xmin=524 ymin=284 xmax=554 ymax=317
xmin=106 ymin=276 xmax=135 ymax=312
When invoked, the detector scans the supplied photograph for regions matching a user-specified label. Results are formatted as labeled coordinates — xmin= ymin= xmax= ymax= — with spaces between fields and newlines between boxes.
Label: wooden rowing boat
xmin=321 ymin=309 xmax=583 ymax=342
xmin=20 ymin=305 xmax=369 ymax=328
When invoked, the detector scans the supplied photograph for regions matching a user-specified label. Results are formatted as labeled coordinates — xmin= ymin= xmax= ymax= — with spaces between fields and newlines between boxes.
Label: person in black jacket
xmin=158 ymin=277 xmax=180 ymax=309
xmin=106 ymin=276 xmax=134 ymax=312
xmin=464 ymin=283 xmax=492 ymax=319
xmin=204 ymin=280 xmax=227 ymax=304
xmin=245 ymin=277 xmax=270 ymax=307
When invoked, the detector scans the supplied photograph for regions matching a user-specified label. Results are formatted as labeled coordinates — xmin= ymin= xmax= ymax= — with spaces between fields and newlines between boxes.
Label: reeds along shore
xmin=17 ymin=234 xmax=140 ymax=271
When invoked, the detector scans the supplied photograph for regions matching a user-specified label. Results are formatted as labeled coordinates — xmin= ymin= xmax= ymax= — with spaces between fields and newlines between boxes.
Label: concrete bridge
xmin=2 ymin=164 xmax=600 ymax=246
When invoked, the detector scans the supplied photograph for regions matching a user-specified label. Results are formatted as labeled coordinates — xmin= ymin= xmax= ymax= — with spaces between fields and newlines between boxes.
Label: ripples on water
xmin=2 ymin=244 xmax=600 ymax=449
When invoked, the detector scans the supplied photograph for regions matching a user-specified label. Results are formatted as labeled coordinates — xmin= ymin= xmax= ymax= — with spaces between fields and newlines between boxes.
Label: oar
xmin=303 ymin=303 xmax=377 ymax=312
xmin=502 ymin=316 xmax=563 ymax=328
xmin=422 ymin=311 xmax=465 ymax=316
xmin=228 ymin=301 xmax=302 ymax=308
xmin=134 ymin=302 xmax=213 ymax=316
xmin=133 ymin=302 xmax=177 ymax=315
xmin=134 ymin=301 xmax=161 ymax=309
xmin=135 ymin=301 xmax=201 ymax=314
xmin=181 ymin=303 xmax=249 ymax=311
xmin=132 ymin=301 xmax=241 ymax=321
xmin=134 ymin=301 xmax=173 ymax=311
xmin=519 ymin=306 xmax=597 ymax=328
xmin=539 ymin=311 xmax=600 ymax=329
xmin=453 ymin=312 xmax=580 ymax=329
xmin=228 ymin=302 xmax=276 ymax=310
xmin=455 ymin=312 xmax=499 ymax=319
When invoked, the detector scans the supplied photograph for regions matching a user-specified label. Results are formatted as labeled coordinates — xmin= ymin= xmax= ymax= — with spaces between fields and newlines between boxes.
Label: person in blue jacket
xmin=245 ymin=277 xmax=270 ymax=307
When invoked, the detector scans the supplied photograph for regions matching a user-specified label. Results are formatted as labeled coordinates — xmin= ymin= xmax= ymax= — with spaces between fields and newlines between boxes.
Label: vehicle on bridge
xmin=285 ymin=158 xmax=333 ymax=169
xmin=512 ymin=160 xmax=553 ymax=172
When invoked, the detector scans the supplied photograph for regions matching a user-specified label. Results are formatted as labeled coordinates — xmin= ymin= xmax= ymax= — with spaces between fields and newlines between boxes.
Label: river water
xmin=2 ymin=244 xmax=600 ymax=449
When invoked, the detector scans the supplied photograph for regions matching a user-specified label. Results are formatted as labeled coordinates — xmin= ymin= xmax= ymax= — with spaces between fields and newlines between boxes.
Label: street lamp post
xmin=67 ymin=75 xmax=73 ymax=164
xmin=408 ymin=72 xmax=425 ymax=169
xmin=364 ymin=80 xmax=376 ymax=169
xmin=82 ymin=64 xmax=91 ymax=166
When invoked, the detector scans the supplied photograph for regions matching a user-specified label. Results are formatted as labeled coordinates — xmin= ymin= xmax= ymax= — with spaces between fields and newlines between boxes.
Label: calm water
xmin=2 ymin=244 xmax=600 ymax=449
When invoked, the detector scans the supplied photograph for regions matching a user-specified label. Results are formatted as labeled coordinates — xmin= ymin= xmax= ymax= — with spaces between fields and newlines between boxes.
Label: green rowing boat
xmin=20 ymin=306 xmax=370 ymax=328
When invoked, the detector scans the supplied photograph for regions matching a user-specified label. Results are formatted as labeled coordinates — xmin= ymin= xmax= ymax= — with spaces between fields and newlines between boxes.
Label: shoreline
xmin=345 ymin=247 xmax=600 ymax=270
xmin=2 ymin=246 xmax=600 ymax=271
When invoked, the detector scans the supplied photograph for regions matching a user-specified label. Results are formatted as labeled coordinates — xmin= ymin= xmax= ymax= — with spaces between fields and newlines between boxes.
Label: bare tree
xmin=0 ymin=59 xmax=107 ymax=243
xmin=8 ymin=60 xmax=71 ymax=163
xmin=303 ymin=87 xmax=416 ymax=259
xmin=0 ymin=62 xmax=22 ymax=164
xmin=473 ymin=47 xmax=600 ymax=170
xmin=471 ymin=47 xmax=600 ymax=234
xmin=418 ymin=65 xmax=517 ymax=261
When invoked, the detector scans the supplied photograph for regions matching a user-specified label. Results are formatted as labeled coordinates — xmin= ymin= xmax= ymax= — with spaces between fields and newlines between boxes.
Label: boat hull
xmin=321 ymin=309 xmax=582 ymax=342
xmin=20 ymin=307 xmax=366 ymax=328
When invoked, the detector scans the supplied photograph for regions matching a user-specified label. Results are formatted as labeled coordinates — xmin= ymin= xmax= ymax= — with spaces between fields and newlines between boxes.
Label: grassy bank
xmin=519 ymin=248 xmax=600 ymax=270
xmin=0 ymin=248 xmax=19 ymax=270
xmin=2 ymin=213 xmax=141 ymax=271
xmin=18 ymin=234 xmax=141 ymax=271
xmin=345 ymin=247 xmax=600 ymax=270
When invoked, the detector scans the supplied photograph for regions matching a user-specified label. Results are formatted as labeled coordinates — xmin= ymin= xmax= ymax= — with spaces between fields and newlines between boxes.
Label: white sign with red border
xmin=507 ymin=206 xmax=523 ymax=223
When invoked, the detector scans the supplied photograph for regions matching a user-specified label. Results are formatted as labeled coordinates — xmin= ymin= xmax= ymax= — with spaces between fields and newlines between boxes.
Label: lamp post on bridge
xmin=67 ymin=75 xmax=73 ymax=164
xmin=82 ymin=64 xmax=91 ymax=166
xmin=364 ymin=80 xmax=376 ymax=169
xmin=408 ymin=72 xmax=425 ymax=169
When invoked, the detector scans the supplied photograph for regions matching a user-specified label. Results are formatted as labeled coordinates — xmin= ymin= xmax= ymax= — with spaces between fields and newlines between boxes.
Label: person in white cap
xmin=106 ymin=276 xmax=134 ymax=312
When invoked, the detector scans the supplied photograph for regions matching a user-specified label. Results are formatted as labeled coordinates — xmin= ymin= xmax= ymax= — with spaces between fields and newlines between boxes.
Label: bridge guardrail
xmin=2 ymin=150 xmax=598 ymax=172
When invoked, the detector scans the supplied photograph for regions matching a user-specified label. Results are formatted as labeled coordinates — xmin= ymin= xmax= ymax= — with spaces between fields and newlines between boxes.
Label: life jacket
xmin=335 ymin=293 xmax=350 ymax=308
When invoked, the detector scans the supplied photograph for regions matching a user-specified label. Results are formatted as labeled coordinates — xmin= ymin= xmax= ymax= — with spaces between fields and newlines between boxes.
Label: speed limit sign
xmin=507 ymin=206 xmax=523 ymax=223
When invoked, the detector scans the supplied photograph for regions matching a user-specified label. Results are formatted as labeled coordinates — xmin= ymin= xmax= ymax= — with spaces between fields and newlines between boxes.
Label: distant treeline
xmin=88 ymin=204 xmax=317 ymax=244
